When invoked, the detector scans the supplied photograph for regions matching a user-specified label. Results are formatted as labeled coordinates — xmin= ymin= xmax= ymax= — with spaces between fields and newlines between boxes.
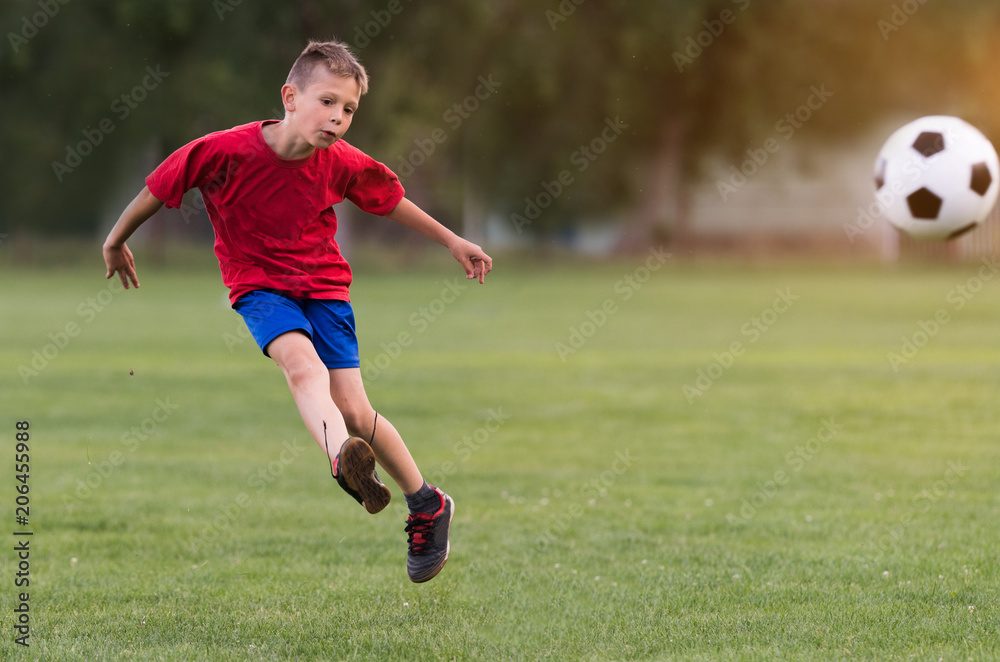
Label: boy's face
xmin=285 ymin=68 xmax=361 ymax=149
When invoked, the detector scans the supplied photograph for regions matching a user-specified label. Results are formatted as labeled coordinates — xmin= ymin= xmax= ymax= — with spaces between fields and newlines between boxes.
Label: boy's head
xmin=286 ymin=40 xmax=368 ymax=97
xmin=280 ymin=40 xmax=368 ymax=149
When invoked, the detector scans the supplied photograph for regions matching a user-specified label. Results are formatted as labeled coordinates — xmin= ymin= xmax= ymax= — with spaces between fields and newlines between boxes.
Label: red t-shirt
xmin=146 ymin=121 xmax=404 ymax=305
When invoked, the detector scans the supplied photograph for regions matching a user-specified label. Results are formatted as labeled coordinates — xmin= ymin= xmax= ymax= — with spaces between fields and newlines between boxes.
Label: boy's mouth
xmin=321 ymin=130 xmax=337 ymax=140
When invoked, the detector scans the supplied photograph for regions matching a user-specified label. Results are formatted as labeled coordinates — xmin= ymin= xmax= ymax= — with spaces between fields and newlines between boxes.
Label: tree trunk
xmin=617 ymin=116 xmax=691 ymax=254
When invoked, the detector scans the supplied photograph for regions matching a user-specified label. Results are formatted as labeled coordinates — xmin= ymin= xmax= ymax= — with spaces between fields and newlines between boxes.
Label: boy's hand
xmin=104 ymin=241 xmax=140 ymax=289
xmin=449 ymin=238 xmax=492 ymax=284
xmin=383 ymin=198 xmax=493 ymax=283
xmin=102 ymin=186 xmax=162 ymax=289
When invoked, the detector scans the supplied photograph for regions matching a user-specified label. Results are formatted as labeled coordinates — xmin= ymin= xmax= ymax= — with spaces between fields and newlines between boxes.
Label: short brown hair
xmin=286 ymin=40 xmax=369 ymax=95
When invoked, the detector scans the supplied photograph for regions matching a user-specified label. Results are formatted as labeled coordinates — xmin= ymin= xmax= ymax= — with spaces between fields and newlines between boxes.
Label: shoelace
xmin=324 ymin=422 xmax=337 ymax=479
xmin=405 ymin=515 xmax=435 ymax=555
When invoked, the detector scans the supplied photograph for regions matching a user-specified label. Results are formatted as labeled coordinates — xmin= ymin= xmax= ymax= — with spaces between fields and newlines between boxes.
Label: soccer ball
xmin=873 ymin=116 xmax=999 ymax=241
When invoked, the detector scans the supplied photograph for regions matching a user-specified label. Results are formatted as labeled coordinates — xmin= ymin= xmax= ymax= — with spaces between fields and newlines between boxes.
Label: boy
xmin=102 ymin=40 xmax=492 ymax=583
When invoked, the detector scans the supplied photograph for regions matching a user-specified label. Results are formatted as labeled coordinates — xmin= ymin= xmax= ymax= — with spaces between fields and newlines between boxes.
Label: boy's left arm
xmin=385 ymin=197 xmax=493 ymax=284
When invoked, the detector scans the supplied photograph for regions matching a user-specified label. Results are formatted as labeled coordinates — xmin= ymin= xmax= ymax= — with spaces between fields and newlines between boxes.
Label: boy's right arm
xmin=103 ymin=186 xmax=164 ymax=289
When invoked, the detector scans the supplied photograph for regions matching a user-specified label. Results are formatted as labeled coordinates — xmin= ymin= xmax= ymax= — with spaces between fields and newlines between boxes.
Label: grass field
xmin=2 ymin=250 xmax=1000 ymax=660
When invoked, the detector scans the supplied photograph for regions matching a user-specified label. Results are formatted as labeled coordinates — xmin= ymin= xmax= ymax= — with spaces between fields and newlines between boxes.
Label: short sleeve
xmin=146 ymin=135 xmax=224 ymax=209
xmin=344 ymin=155 xmax=405 ymax=216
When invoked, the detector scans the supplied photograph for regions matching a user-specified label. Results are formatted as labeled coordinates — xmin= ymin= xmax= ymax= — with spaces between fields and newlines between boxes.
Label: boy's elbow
xmin=385 ymin=197 xmax=407 ymax=218
xmin=140 ymin=186 xmax=160 ymax=202
xmin=139 ymin=187 xmax=165 ymax=210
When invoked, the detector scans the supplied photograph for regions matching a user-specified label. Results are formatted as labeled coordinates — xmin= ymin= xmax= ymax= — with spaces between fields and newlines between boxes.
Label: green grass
xmin=2 ymin=253 xmax=1000 ymax=660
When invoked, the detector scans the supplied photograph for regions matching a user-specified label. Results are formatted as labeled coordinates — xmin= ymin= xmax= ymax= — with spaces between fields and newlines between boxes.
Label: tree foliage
xmin=2 ymin=0 xmax=998 ymax=243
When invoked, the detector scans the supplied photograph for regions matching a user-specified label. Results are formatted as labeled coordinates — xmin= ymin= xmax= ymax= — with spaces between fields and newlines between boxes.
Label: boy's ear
xmin=280 ymin=83 xmax=297 ymax=114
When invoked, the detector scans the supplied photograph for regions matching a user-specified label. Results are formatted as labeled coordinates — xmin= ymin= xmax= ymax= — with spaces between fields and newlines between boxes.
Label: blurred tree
xmin=1 ymin=0 xmax=999 ymax=250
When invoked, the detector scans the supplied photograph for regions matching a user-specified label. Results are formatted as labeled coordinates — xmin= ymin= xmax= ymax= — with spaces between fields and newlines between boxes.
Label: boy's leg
xmin=327 ymin=367 xmax=423 ymax=495
xmin=266 ymin=331 xmax=391 ymax=513
xmin=267 ymin=331 xmax=350 ymax=449
xmin=329 ymin=366 xmax=454 ymax=582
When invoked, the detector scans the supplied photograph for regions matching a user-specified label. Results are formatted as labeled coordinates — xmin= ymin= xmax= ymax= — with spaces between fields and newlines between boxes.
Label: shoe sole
xmin=339 ymin=437 xmax=391 ymax=515
xmin=410 ymin=495 xmax=454 ymax=583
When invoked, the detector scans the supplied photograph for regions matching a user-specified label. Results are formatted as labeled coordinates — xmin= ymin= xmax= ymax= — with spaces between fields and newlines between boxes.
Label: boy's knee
xmin=270 ymin=335 xmax=324 ymax=391
xmin=281 ymin=358 xmax=326 ymax=392
xmin=340 ymin=405 xmax=375 ymax=438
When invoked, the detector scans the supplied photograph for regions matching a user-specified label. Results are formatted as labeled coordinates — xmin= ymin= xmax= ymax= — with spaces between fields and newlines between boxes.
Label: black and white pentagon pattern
xmin=912 ymin=131 xmax=946 ymax=158
xmin=970 ymin=162 xmax=993 ymax=196
xmin=907 ymin=187 xmax=943 ymax=220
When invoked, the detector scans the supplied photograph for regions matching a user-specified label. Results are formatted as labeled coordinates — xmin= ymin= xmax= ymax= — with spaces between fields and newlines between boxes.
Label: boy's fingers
xmin=121 ymin=247 xmax=139 ymax=288
xmin=472 ymin=257 xmax=486 ymax=284
xmin=476 ymin=255 xmax=491 ymax=283
xmin=463 ymin=256 xmax=477 ymax=279
xmin=106 ymin=264 xmax=139 ymax=289
xmin=457 ymin=244 xmax=491 ymax=283
xmin=125 ymin=264 xmax=139 ymax=289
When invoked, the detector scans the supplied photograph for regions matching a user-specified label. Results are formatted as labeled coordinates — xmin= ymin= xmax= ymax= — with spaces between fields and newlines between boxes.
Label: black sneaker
xmin=332 ymin=437 xmax=391 ymax=515
xmin=404 ymin=487 xmax=453 ymax=583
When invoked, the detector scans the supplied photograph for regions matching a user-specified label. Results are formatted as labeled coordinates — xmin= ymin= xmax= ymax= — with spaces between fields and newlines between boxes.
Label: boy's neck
xmin=261 ymin=120 xmax=316 ymax=160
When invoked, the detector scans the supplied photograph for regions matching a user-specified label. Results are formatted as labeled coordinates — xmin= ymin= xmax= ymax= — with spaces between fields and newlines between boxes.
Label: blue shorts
xmin=233 ymin=290 xmax=360 ymax=369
